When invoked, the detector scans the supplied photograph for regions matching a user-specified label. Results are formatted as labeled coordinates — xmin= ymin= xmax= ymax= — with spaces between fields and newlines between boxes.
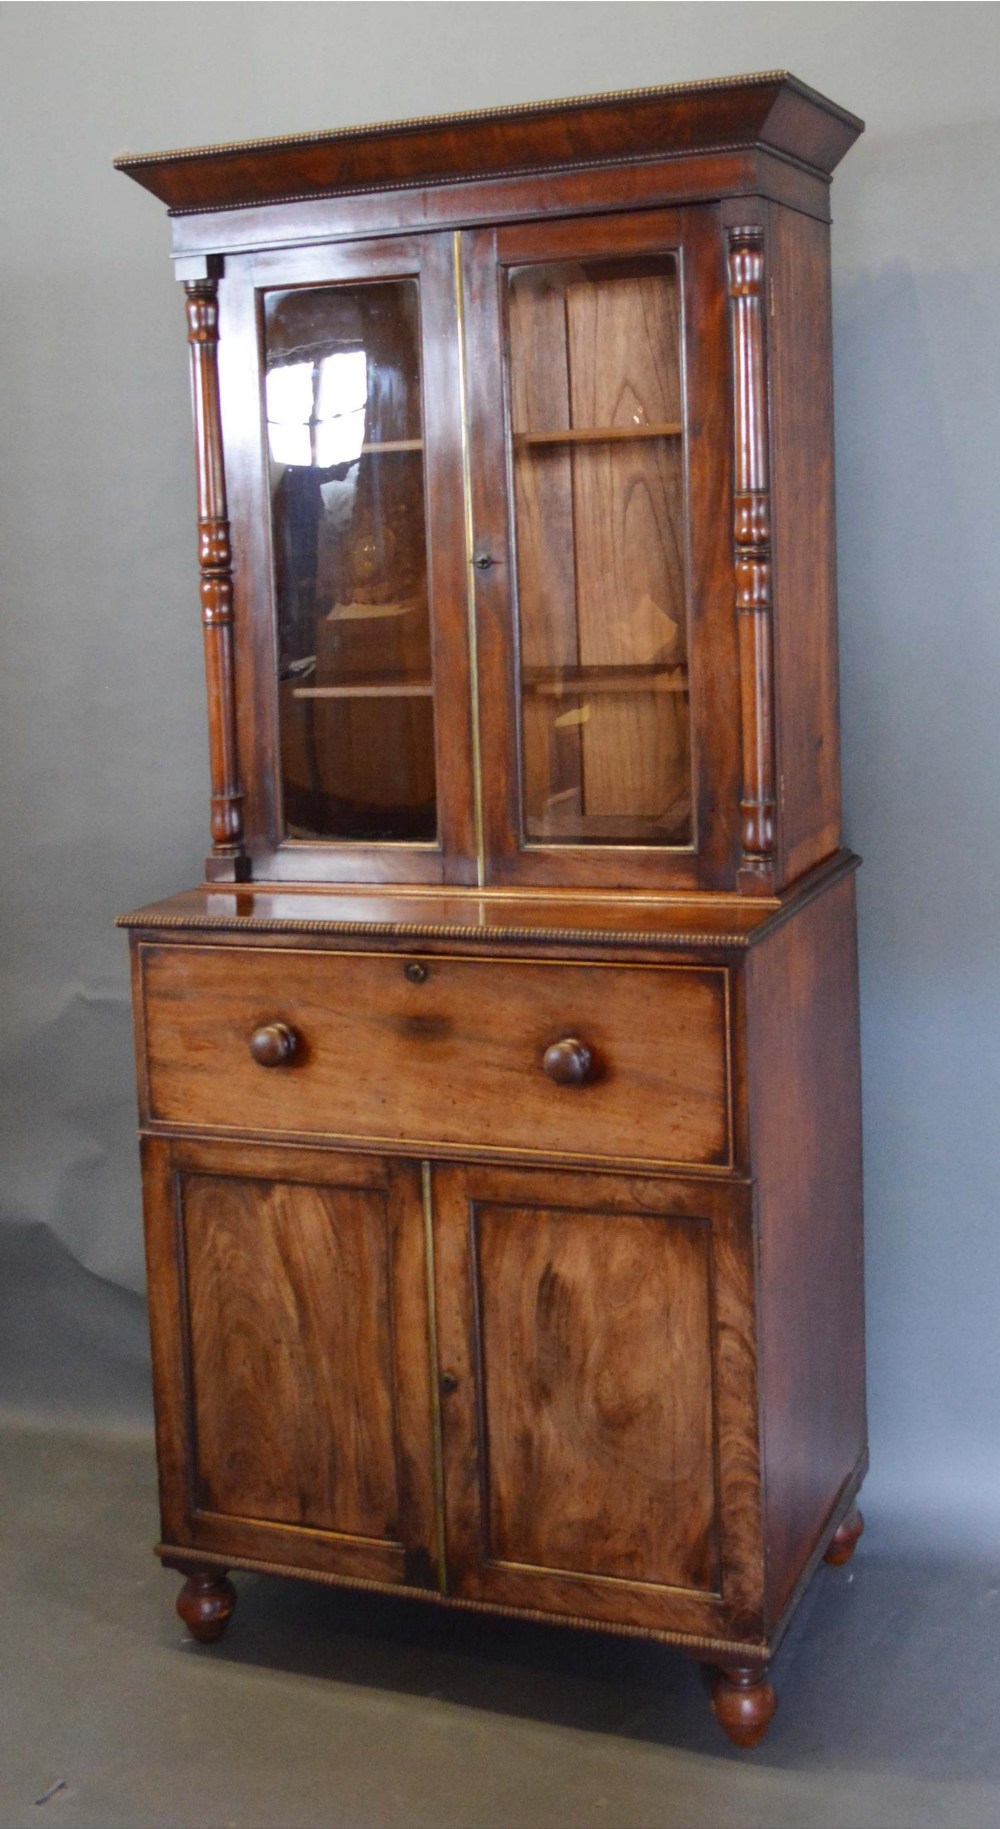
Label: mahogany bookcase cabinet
xmin=117 ymin=72 xmax=866 ymax=1747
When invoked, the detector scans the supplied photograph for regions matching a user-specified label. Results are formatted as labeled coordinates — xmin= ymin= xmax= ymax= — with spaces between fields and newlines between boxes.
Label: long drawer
xmin=137 ymin=943 xmax=732 ymax=1168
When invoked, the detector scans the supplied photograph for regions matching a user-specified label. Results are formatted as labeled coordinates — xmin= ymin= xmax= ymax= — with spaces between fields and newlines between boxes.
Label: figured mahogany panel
xmin=141 ymin=1139 xmax=439 ymax=1586
xmin=433 ymin=1165 xmax=764 ymax=1640
xmin=475 ymin=1200 xmax=717 ymax=1589
xmin=182 ymin=1171 xmax=399 ymax=1537
xmin=139 ymin=943 xmax=731 ymax=1168
xmin=745 ymin=872 xmax=866 ymax=1618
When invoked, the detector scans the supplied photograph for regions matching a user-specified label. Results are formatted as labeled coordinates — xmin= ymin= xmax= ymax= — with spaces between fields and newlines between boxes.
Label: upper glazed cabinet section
xmin=121 ymin=75 xmax=862 ymax=893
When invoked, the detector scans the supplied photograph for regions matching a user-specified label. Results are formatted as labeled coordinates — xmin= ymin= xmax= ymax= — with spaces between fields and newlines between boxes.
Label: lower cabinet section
xmin=142 ymin=1136 xmax=762 ymax=1646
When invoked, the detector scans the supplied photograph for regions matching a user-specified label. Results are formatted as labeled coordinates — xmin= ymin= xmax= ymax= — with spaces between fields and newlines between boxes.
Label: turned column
xmin=179 ymin=253 xmax=247 ymax=882
xmin=728 ymin=224 xmax=776 ymax=895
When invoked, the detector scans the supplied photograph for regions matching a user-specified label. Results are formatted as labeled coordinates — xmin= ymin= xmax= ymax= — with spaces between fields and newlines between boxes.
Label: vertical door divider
xmin=453 ymin=231 xmax=487 ymax=887
xmin=421 ymin=1159 xmax=448 ymax=1592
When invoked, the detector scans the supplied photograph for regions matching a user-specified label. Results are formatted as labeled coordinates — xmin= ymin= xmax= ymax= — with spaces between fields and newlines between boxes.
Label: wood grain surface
xmin=115 ymin=74 xmax=863 ymax=213
xmin=745 ymin=872 xmax=866 ymax=1618
xmin=141 ymin=1140 xmax=439 ymax=1588
xmin=765 ymin=201 xmax=842 ymax=886
xmin=509 ymin=257 xmax=690 ymax=842
xmin=183 ymin=1171 xmax=400 ymax=1537
xmin=432 ymin=1164 xmax=763 ymax=1640
xmin=508 ymin=270 xmax=581 ymax=829
xmin=474 ymin=1199 xmax=717 ymax=1589
xmin=140 ymin=943 xmax=731 ymax=1168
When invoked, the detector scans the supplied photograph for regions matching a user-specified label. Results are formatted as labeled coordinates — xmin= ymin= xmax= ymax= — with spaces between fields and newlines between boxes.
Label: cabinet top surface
xmin=114 ymin=71 xmax=863 ymax=214
xmin=118 ymin=853 xmax=859 ymax=955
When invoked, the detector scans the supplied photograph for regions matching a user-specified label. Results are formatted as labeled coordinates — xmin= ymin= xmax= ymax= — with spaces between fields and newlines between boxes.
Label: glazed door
xmin=143 ymin=1138 xmax=440 ymax=1590
xmin=219 ymin=232 xmax=477 ymax=884
xmin=462 ymin=206 xmax=741 ymax=889
xmin=432 ymin=1163 xmax=763 ymax=1639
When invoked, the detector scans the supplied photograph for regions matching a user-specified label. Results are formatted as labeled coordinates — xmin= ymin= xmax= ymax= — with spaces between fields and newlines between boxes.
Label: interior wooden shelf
xmin=512 ymin=423 xmax=682 ymax=449
xmin=292 ymin=681 xmax=433 ymax=700
xmin=523 ymin=664 xmax=688 ymax=698
xmin=359 ymin=438 xmax=423 ymax=455
xmin=528 ymin=806 xmax=693 ymax=843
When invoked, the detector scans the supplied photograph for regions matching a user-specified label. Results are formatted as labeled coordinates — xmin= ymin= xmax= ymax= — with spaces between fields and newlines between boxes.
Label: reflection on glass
xmin=508 ymin=255 xmax=692 ymax=846
xmin=264 ymin=280 xmax=436 ymax=843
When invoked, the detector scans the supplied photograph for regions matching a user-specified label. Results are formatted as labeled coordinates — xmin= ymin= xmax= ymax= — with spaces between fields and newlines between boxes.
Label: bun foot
xmin=824 ymin=1503 xmax=864 ymax=1567
xmin=709 ymin=1665 xmax=777 ymax=1747
xmin=176 ymin=1568 xmax=237 ymax=1643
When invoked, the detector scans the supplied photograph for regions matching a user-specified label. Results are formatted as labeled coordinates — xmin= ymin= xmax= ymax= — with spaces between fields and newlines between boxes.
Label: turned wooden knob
xmin=249 ymin=1021 xmax=298 ymax=1067
xmin=542 ymin=1036 xmax=594 ymax=1086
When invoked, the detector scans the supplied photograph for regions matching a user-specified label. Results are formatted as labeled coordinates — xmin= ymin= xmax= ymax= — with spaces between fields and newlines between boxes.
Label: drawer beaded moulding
xmin=117 ymin=71 xmax=867 ymax=1748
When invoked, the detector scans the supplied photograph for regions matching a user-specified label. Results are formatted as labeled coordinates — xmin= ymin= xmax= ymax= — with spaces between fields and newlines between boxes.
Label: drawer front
xmin=138 ymin=944 xmax=731 ymax=1168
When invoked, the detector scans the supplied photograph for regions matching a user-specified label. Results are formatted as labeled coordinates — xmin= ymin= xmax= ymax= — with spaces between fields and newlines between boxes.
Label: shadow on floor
xmin=5 ymin=1423 xmax=999 ymax=1829
xmin=191 ymin=1523 xmax=999 ymax=1785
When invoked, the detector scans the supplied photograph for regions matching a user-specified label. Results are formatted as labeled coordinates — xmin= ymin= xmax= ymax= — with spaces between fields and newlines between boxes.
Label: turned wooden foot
xmin=176 ymin=1568 xmax=237 ymax=1643
xmin=709 ymin=1665 xmax=777 ymax=1747
xmin=824 ymin=1503 xmax=864 ymax=1566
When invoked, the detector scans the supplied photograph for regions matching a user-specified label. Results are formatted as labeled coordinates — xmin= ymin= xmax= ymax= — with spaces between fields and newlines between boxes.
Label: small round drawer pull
xmin=405 ymin=960 xmax=428 ymax=984
xmin=249 ymin=1021 xmax=298 ymax=1067
xmin=542 ymin=1036 xmax=594 ymax=1087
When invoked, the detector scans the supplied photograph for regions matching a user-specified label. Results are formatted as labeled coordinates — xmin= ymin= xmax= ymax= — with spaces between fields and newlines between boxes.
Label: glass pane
xmin=508 ymin=255 xmax=692 ymax=846
xmin=264 ymin=280 xmax=436 ymax=843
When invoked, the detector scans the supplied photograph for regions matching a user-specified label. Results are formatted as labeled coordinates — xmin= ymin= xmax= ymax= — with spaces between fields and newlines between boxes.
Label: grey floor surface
xmin=2 ymin=1422 xmax=998 ymax=1829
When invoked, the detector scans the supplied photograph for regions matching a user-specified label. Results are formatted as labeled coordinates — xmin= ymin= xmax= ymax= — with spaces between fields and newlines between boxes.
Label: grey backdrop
xmin=2 ymin=3 xmax=998 ymax=1547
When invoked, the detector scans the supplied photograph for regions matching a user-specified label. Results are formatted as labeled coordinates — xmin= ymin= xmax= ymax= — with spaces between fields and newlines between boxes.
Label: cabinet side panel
xmin=767 ymin=205 xmax=842 ymax=885
xmin=746 ymin=873 xmax=866 ymax=1621
xmin=140 ymin=1137 xmax=193 ymax=1544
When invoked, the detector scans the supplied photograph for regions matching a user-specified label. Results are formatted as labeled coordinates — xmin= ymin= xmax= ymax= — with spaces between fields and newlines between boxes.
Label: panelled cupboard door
xmin=463 ymin=206 xmax=741 ymax=890
xmin=141 ymin=1138 xmax=440 ymax=1590
xmin=218 ymin=231 xmax=478 ymax=885
xmin=432 ymin=1164 xmax=765 ymax=1640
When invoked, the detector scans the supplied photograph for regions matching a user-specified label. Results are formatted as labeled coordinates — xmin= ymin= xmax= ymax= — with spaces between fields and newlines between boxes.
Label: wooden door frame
xmin=461 ymin=204 xmax=741 ymax=892
xmin=218 ymin=232 xmax=478 ymax=885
